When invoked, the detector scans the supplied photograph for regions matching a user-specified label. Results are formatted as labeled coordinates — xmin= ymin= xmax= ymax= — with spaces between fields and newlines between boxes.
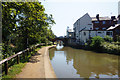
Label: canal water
xmin=49 ymin=47 xmax=119 ymax=78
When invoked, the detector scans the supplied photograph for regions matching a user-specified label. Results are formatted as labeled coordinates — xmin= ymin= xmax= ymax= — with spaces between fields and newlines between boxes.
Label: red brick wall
xmin=92 ymin=20 xmax=117 ymax=30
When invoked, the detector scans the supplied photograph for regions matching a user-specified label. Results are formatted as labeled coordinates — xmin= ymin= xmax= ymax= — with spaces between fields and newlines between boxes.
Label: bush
xmin=101 ymin=42 xmax=120 ymax=54
xmin=104 ymin=35 xmax=113 ymax=42
xmin=90 ymin=36 xmax=104 ymax=51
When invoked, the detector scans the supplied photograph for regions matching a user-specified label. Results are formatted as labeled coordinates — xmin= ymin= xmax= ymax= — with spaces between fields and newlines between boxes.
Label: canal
xmin=49 ymin=47 xmax=119 ymax=78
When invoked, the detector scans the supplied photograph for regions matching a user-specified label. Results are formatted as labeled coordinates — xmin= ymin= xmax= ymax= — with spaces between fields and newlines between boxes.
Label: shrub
xmin=90 ymin=36 xmax=104 ymax=51
xmin=104 ymin=35 xmax=113 ymax=42
xmin=101 ymin=42 xmax=120 ymax=54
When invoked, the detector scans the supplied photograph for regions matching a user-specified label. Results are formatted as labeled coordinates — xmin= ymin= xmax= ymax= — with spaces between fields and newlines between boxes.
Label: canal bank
xmin=16 ymin=45 xmax=57 ymax=78
xmin=66 ymin=43 xmax=120 ymax=55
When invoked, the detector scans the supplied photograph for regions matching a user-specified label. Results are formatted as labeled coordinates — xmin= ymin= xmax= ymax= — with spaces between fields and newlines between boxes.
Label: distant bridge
xmin=50 ymin=37 xmax=68 ymax=45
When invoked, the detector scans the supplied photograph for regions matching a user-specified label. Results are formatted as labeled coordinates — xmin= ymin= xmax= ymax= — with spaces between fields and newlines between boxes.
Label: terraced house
xmin=73 ymin=13 xmax=119 ymax=44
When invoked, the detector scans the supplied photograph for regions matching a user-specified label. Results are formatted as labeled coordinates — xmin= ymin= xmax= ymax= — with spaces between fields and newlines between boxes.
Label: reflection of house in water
xmin=65 ymin=48 xmax=118 ymax=78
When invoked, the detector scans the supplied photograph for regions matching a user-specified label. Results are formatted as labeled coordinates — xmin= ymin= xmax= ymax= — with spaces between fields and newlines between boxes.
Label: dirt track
xmin=16 ymin=46 xmax=56 ymax=78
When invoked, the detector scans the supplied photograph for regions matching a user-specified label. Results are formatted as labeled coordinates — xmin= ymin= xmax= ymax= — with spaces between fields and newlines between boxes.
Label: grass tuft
xmin=2 ymin=63 xmax=26 ymax=79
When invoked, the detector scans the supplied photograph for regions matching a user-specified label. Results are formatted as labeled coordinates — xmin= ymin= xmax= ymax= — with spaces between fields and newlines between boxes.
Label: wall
xmin=79 ymin=30 xmax=113 ymax=44
xmin=74 ymin=13 xmax=93 ymax=42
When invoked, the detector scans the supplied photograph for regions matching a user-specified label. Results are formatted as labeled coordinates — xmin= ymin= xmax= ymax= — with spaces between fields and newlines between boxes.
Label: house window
xmin=69 ymin=34 xmax=71 ymax=37
xmin=109 ymin=21 xmax=111 ymax=24
xmin=107 ymin=32 xmax=112 ymax=36
xmin=95 ymin=28 xmax=99 ymax=30
xmin=102 ymin=28 xmax=106 ymax=30
xmin=94 ymin=21 xmax=99 ymax=23
xmin=84 ymin=32 xmax=86 ymax=36
xmin=90 ymin=28 xmax=92 ymax=30
xmin=98 ymin=32 xmax=101 ymax=34
xmin=103 ymin=21 xmax=106 ymax=24
xmin=88 ymin=24 xmax=92 ymax=25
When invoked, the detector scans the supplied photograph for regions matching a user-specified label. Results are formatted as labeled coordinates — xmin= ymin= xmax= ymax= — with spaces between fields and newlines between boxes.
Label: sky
xmin=40 ymin=0 xmax=119 ymax=37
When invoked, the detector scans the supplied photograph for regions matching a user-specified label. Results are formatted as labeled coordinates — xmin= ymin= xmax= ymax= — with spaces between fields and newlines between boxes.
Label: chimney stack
xmin=111 ymin=16 xmax=116 ymax=21
xmin=96 ymin=14 xmax=99 ymax=21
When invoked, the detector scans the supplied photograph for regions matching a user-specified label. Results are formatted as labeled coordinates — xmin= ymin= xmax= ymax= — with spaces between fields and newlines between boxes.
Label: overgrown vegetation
xmin=101 ymin=42 xmax=120 ymax=54
xmin=90 ymin=36 xmax=104 ymax=51
xmin=88 ymin=36 xmax=120 ymax=54
xmin=104 ymin=35 xmax=113 ymax=42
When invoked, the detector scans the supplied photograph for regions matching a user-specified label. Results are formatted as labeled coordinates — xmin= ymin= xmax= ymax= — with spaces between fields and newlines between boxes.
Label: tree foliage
xmin=2 ymin=2 xmax=55 ymax=58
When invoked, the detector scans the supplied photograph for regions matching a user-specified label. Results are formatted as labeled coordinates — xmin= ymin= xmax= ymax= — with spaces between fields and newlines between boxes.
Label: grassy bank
xmin=2 ymin=63 xmax=25 ymax=79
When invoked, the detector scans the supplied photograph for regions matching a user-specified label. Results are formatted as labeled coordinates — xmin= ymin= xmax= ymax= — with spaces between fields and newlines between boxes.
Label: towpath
xmin=16 ymin=46 xmax=56 ymax=78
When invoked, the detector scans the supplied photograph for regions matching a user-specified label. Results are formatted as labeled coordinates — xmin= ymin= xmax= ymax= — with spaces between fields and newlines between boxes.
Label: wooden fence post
xmin=23 ymin=52 xmax=25 ymax=60
xmin=27 ymin=50 xmax=28 ymax=56
xmin=4 ymin=61 xmax=8 ymax=75
xmin=17 ymin=55 xmax=19 ymax=64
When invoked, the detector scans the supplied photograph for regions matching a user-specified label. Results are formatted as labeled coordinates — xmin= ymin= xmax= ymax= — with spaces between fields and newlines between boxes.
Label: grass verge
xmin=2 ymin=63 xmax=26 ymax=79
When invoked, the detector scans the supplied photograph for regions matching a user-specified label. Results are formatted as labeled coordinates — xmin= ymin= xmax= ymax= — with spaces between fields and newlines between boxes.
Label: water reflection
xmin=56 ymin=44 xmax=64 ymax=50
xmin=49 ymin=47 xmax=119 ymax=78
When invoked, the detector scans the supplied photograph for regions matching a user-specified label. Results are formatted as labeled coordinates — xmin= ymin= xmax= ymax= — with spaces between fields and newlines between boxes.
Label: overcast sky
xmin=41 ymin=0 xmax=119 ymax=37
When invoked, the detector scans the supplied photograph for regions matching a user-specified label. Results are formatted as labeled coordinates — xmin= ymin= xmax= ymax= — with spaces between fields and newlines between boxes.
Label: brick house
xmin=92 ymin=14 xmax=117 ymax=30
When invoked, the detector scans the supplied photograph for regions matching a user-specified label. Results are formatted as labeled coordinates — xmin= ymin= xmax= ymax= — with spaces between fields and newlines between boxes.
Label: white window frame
xmin=106 ymin=31 xmax=113 ymax=37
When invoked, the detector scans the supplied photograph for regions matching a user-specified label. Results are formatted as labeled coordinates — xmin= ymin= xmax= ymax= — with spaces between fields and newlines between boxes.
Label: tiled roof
xmin=107 ymin=24 xmax=120 ymax=30
xmin=92 ymin=17 xmax=111 ymax=21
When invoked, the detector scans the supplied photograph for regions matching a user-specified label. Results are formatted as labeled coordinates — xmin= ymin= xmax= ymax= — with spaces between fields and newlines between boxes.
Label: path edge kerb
xmin=44 ymin=45 xmax=57 ymax=78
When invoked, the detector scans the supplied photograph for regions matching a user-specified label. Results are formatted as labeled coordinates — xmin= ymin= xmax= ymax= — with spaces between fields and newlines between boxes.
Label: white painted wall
xmin=79 ymin=31 xmax=89 ymax=43
xmin=79 ymin=14 xmax=93 ymax=31
xmin=79 ymin=30 xmax=113 ymax=44
xmin=74 ymin=13 xmax=93 ymax=42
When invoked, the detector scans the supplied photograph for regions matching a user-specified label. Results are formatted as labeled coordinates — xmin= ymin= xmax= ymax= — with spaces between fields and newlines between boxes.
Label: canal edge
xmin=44 ymin=45 xmax=57 ymax=78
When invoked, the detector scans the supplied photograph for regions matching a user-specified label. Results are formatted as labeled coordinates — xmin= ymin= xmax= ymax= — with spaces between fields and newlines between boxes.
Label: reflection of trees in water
xmin=49 ymin=48 xmax=56 ymax=60
xmin=65 ymin=47 xmax=118 ymax=78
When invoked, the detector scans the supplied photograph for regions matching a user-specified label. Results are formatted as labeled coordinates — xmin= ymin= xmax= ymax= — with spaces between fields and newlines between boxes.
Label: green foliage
xmin=90 ymin=36 xmax=104 ymax=51
xmin=2 ymin=63 xmax=25 ymax=78
xmin=101 ymin=42 xmax=120 ymax=54
xmin=116 ymin=35 xmax=120 ymax=42
xmin=104 ymin=35 xmax=113 ymax=42
xmin=2 ymin=2 xmax=55 ymax=59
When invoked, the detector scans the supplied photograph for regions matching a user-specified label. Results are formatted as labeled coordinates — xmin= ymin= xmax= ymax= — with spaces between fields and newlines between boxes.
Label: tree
xmin=2 ymin=2 xmax=55 ymax=58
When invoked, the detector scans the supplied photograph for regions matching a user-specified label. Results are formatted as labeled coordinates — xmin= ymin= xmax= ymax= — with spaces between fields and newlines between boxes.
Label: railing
xmin=0 ymin=43 xmax=52 ymax=75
